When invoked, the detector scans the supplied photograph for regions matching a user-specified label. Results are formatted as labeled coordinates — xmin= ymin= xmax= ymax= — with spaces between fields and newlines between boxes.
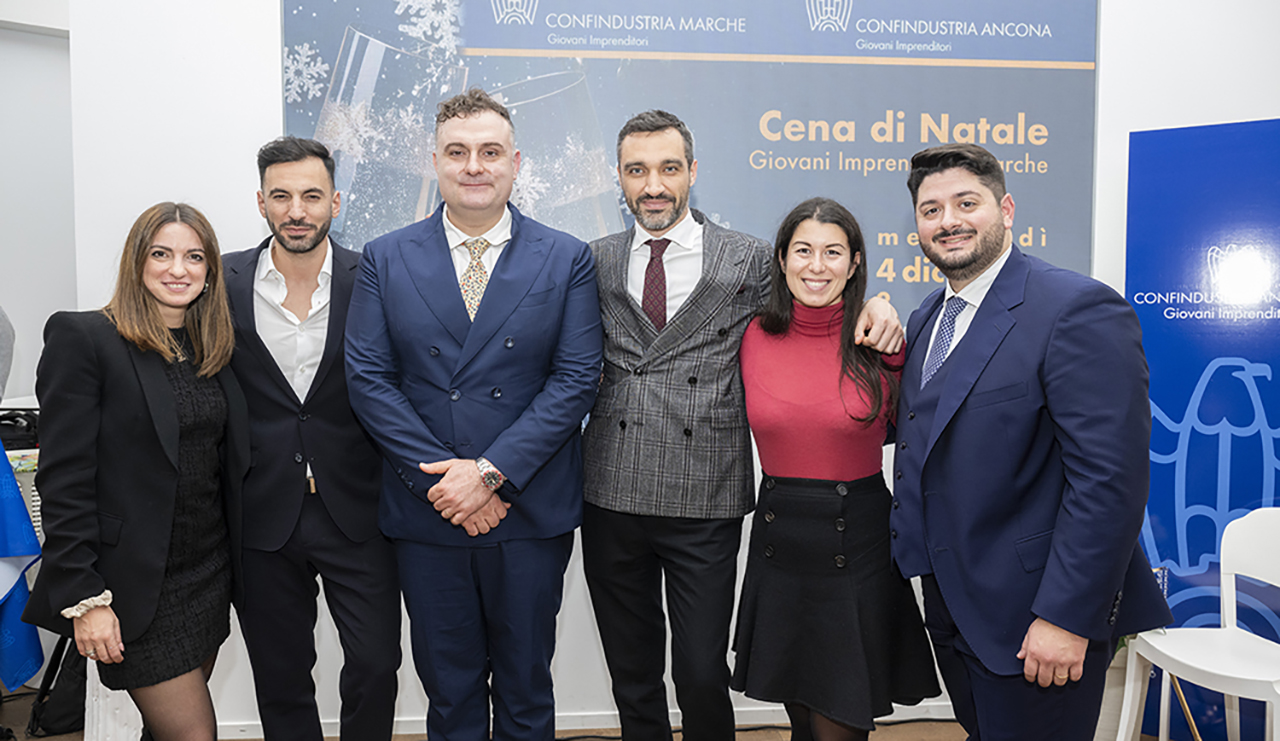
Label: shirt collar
xmin=256 ymin=238 xmax=334 ymax=284
xmin=945 ymin=245 xmax=1013 ymax=307
xmin=630 ymin=209 xmax=699 ymax=254
xmin=442 ymin=204 xmax=514 ymax=250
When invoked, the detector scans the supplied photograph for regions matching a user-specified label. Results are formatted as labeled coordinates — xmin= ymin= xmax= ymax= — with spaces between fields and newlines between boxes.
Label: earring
xmin=202 ymin=283 xmax=209 ymax=294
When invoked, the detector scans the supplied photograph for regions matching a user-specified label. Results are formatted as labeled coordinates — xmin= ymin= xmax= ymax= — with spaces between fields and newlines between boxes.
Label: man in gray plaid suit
xmin=582 ymin=110 xmax=902 ymax=741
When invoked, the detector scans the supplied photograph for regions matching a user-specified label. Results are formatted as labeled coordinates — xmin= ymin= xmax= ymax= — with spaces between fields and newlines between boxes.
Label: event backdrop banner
xmin=1126 ymin=117 xmax=1280 ymax=740
xmin=282 ymin=0 xmax=1097 ymax=312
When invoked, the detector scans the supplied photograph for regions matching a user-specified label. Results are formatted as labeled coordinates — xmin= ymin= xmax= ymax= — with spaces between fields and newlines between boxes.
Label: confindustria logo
xmin=807 ymin=0 xmax=853 ymax=32
xmin=1207 ymin=243 xmax=1274 ymax=304
xmin=492 ymin=0 xmax=538 ymax=25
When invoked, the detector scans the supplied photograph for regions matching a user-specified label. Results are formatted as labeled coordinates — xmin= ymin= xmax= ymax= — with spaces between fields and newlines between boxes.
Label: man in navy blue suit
xmin=345 ymin=88 xmax=603 ymax=741
xmin=890 ymin=143 xmax=1171 ymax=740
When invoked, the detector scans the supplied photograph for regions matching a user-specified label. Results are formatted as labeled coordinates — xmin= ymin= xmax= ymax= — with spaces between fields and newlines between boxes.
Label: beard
xmin=270 ymin=218 xmax=331 ymax=254
xmin=626 ymin=190 xmax=689 ymax=234
xmin=922 ymin=218 xmax=1006 ymax=284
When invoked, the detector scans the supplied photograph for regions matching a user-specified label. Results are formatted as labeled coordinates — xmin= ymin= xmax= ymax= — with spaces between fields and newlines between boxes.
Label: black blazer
xmin=23 ymin=311 xmax=249 ymax=641
xmin=223 ymin=239 xmax=382 ymax=551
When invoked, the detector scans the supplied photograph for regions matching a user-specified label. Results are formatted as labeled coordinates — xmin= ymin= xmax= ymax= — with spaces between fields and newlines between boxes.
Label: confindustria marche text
xmin=751 ymin=110 xmax=1051 ymax=176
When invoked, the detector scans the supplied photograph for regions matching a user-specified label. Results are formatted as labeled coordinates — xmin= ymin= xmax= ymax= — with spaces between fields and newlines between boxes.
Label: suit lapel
xmin=226 ymin=240 xmax=301 ymax=405
xmin=306 ymin=244 xmax=356 ymax=403
xmin=596 ymin=229 xmax=653 ymax=346
xmin=925 ymin=248 xmax=1028 ymax=455
xmin=645 ymin=214 xmax=748 ymax=362
xmin=128 ymin=343 xmax=179 ymax=470
xmin=455 ymin=208 xmax=551 ymax=374
xmin=402 ymin=212 xmax=471 ymax=347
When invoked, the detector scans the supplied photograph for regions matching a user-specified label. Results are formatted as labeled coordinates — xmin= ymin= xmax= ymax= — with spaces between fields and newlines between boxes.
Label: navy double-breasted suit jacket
xmin=344 ymin=205 xmax=603 ymax=546
xmin=891 ymin=246 xmax=1171 ymax=675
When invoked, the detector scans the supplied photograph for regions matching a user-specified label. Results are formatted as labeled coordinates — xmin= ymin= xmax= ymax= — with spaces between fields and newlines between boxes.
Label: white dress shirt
xmin=627 ymin=210 xmax=704 ymax=321
xmin=443 ymin=204 xmax=514 ymax=283
xmin=924 ymin=245 xmax=1015 ymax=362
xmin=253 ymin=242 xmax=334 ymax=403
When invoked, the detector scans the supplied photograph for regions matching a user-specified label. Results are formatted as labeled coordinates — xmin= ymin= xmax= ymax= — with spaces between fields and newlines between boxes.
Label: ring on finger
xmin=1055 ymin=673 xmax=1068 ymax=679
xmin=88 ymin=649 xmax=97 ymax=659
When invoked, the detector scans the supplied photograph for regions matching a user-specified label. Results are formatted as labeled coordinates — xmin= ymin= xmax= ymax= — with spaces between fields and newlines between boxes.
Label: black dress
xmin=98 ymin=329 xmax=231 ymax=690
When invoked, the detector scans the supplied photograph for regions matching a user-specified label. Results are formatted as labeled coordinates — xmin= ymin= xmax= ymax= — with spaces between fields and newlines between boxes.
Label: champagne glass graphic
xmin=314 ymin=26 xmax=467 ymax=250
xmin=489 ymin=70 xmax=624 ymax=242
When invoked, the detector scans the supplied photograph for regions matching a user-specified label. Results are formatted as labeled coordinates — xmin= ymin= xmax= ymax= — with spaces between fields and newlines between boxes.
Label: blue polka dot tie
xmin=920 ymin=295 xmax=966 ymax=388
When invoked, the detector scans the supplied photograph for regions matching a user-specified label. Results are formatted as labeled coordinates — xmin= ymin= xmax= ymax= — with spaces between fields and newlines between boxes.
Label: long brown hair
xmin=759 ymin=197 xmax=899 ymax=423
xmin=104 ymin=202 xmax=234 ymax=376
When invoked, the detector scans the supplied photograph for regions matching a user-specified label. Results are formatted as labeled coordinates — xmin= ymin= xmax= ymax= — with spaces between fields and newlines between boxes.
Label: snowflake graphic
xmin=282 ymin=42 xmax=330 ymax=105
xmin=314 ymin=101 xmax=385 ymax=165
xmin=511 ymin=157 xmax=551 ymax=216
xmin=395 ymin=0 xmax=462 ymax=55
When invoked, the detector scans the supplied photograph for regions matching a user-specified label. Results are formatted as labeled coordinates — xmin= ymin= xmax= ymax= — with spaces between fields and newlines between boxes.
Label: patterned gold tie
xmin=460 ymin=237 xmax=491 ymax=321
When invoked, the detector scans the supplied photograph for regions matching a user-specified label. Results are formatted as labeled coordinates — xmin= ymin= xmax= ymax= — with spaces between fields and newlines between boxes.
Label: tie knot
xmin=943 ymin=294 xmax=966 ymax=318
xmin=645 ymin=238 xmax=670 ymax=260
xmin=465 ymin=237 xmax=491 ymax=260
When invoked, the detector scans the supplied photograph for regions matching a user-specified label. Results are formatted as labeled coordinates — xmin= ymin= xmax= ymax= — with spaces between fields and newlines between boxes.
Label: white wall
xmin=1092 ymin=0 xmax=1280 ymax=291
xmin=7 ymin=0 xmax=1280 ymax=735
xmin=0 ymin=17 xmax=75 ymax=402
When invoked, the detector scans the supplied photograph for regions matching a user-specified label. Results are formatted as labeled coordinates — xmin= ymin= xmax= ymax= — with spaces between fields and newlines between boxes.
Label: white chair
xmin=1115 ymin=507 xmax=1280 ymax=741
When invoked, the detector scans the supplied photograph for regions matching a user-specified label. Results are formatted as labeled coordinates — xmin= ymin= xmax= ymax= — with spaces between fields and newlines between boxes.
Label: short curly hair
xmin=435 ymin=88 xmax=514 ymax=136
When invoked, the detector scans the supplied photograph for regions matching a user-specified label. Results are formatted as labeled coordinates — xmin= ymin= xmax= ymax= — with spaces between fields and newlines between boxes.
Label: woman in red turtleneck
xmin=730 ymin=198 xmax=939 ymax=741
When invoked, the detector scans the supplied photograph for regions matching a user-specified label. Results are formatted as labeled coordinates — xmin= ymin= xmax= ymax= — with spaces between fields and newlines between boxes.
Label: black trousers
xmin=920 ymin=575 xmax=1115 ymax=741
xmin=582 ymin=503 xmax=742 ymax=741
xmin=238 ymin=490 xmax=402 ymax=741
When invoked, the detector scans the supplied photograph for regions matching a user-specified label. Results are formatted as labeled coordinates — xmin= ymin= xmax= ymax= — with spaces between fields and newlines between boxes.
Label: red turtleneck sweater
xmin=740 ymin=301 xmax=903 ymax=481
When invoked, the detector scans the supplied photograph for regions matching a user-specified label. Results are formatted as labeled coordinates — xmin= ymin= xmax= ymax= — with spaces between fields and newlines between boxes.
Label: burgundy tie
xmin=642 ymin=238 xmax=670 ymax=331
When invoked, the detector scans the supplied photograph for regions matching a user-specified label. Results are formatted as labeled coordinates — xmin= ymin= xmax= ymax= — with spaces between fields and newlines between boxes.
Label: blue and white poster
xmin=280 ymin=0 xmax=1098 ymax=312
xmin=1126 ymin=117 xmax=1280 ymax=740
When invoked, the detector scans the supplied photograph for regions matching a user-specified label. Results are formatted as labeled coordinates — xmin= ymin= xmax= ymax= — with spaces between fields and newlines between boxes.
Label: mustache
xmin=932 ymin=227 xmax=977 ymax=241
xmin=637 ymin=195 xmax=675 ymax=205
xmin=281 ymin=220 xmax=314 ymax=230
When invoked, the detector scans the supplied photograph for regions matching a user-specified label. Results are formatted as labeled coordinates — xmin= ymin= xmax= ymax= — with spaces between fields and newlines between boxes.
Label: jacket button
xmin=892 ymin=498 xmax=900 ymax=509
xmin=294 ymin=453 xmax=304 ymax=463
xmin=429 ymin=346 xmax=440 ymax=356
xmin=717 ymin=327 xmax=728 ymax=336
xmin=908 ymin=411 xmax=916 ymax=419
xmin=635 ymin=368 xmax=645 ymax=376
xmin=619 ymin=420 xmax=627 ymax=430
xmin=899 ymin=441 xmax=907 ymax=450
xmin=895 ymin=470 xmax=903 ymax=480
xmin=764 ymin=478 xmax=775 ymax=490
xmin=764 ymin=545 xmax=775 ymax=558
xmin=299 ymin=412 xmax=309 ymax=421
xmin=835 ymin=518 xmax=846 ymax=532
xmin=450 ymin=389 xmax=461 ymax=401
xmin=835 ymin=483 xmax=848 ymax=496
xmin=687 ymin=376 xmax=697 ymax=385
xmin=504 ymin=336 xmax=514 ymax=348
xmin=764 ymin=511 xmax=775 ymax=523
xmin=491 ymin=387 xmax=502 ymax=398
xmin=683 ymin=428 xmax=692 ymax=437
xmin=834 ymin=555 xmax=847 ymax=568
xmin=890 ymin=529 xmax=898 ymax=539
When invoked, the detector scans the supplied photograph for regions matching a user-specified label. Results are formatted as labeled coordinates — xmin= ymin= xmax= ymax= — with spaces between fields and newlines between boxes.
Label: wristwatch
xmin=476 ymin=456 xmax=506 ymax=492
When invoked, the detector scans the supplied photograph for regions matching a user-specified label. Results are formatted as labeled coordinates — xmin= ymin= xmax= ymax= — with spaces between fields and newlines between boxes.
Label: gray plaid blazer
xmin=582 ymin=210 xmax=772 ymax=519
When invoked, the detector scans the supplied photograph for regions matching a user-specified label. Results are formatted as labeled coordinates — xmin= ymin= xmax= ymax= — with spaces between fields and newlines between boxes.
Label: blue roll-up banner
xmin=1126 ymin=117 xmax=1280 ymax=740
xmin=282 ymin=0 xmax=1098 ymax=312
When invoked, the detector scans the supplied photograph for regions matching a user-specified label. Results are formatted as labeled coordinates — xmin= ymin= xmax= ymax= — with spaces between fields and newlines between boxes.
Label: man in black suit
xmin=223 ymin=137 xmax=401 ymax=741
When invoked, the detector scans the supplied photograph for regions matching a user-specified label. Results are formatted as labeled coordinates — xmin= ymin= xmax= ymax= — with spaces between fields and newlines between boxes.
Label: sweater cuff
xmin=60 ymin=589 xmax=113 ymax=619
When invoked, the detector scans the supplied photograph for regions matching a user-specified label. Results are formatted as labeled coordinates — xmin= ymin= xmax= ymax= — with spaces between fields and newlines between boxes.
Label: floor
xmin=1 ymin=688 xmax=1160 ymax=740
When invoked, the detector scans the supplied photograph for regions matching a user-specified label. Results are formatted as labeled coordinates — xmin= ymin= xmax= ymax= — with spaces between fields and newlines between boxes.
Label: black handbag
xmin=26 ymin=636 xmax=86 ymax=737
xmin=0 ymin=410 xmax=38 ymax=450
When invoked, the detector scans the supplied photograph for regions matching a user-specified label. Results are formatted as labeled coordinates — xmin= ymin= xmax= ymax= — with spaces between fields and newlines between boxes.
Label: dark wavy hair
xmin=759 ymin=197 xmax=899 ymax=423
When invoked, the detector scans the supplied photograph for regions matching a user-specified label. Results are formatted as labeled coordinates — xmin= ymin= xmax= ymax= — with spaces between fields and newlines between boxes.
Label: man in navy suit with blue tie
xmin=890 ymin=143 xmax=1171 ymax=740
xmin=345 ymin=88 xmax=603 ymax=740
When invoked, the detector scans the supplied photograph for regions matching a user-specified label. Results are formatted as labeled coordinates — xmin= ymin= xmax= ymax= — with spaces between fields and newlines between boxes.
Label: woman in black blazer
xmin=24 ymin=202 xmax=248 ymax=740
